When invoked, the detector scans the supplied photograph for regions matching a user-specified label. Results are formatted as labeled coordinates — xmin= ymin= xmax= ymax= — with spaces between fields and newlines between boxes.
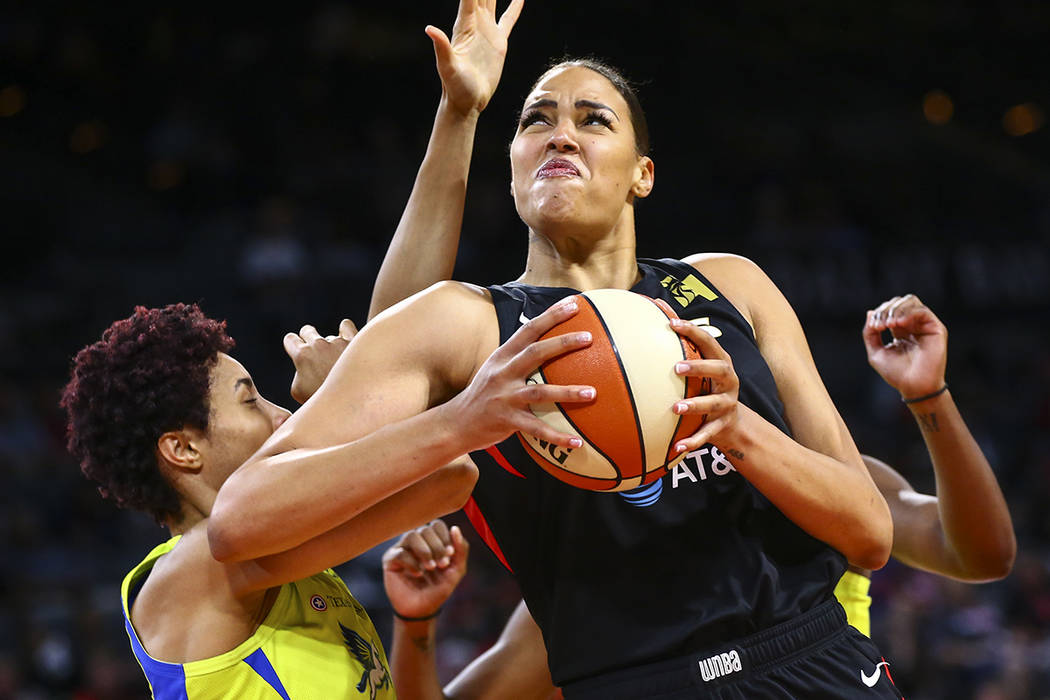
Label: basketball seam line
xmin=583 ymin=294 xmax=647 ymax=484
xmin=539 ymin=363 xmax=623 ymax=487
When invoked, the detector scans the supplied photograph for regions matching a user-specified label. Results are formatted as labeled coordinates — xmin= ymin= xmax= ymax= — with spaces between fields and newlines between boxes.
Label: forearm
xmin=391 ymin=618 xmax=446 ymax=700
xmin=718 ymin=405 xmax=892 ymax=569
xmin=210 ymin=402 xmax=473 ymax=562
xmin=369 ymin=99 xmax=480 ymax=320
xmin=908 ymin=390 xmax=1016 ymax=579
xmin=242 ymin=464 xmax=476 ymax=589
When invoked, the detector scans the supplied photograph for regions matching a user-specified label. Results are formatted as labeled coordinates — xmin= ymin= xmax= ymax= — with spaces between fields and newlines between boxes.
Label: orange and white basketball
xmin=519 ymin=289 xmax=710 ymax=492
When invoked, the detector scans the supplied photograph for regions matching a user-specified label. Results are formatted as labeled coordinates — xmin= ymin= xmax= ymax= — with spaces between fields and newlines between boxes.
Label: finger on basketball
xmin=674 ymin=417 xmax=730 ymax=455
xmin=519 ymin=419 xmax=583 ymax=449
xmin=506 ymin=298 xmax=580 ymax=352
xmin=518 ymin=382 xmax=595 ymax=407
xmin=671 ymin=318 xmax=730 ymax=363
xmin=299 ymin=324 xmax=321 ymax=343
xmin=674 ymin=358 xmax=733 ymax=382
xmin=673 ymin=392 xmax=733 ymax=417
xmin=512 ymin=331 xmax=592 ymax=375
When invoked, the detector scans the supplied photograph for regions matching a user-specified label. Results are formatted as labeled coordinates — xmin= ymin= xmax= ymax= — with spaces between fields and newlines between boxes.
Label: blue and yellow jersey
xmin=833 ymin=569 xmax=872 ymax=637
xmin=121 ymin=536 xmax=395 ymax=700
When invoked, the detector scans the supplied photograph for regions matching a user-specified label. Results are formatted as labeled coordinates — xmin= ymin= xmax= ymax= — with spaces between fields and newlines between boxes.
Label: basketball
xmin=519 ymin=289 xmax=710 ymax=492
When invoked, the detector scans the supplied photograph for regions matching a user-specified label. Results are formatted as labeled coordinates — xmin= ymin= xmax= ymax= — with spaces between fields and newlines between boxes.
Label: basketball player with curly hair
xmin=61 ymin=291 xmax=588 ymax=697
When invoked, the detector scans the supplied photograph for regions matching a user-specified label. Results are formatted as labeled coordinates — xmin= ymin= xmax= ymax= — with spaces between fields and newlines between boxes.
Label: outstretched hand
xmin=383 ymin=520 xmax=469 ymax=620
xmin=863 ymin=294 xmax=947 ymax=399
xmin=283 ymin=319 xmax=358 ymax=403
xmin=425 ymin=0 xmax=525 ymax=116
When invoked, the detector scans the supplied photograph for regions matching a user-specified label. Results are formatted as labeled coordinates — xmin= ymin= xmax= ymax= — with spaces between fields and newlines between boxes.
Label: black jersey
xmin=465 ymin=258 xmax=847 ymax=686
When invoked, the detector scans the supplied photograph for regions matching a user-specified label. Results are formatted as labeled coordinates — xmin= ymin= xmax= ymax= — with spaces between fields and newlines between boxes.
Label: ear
xmin=631 ymin=155 xmax=654 ymax=199
xmin=157 ymin=429 xmax=205 ymax=475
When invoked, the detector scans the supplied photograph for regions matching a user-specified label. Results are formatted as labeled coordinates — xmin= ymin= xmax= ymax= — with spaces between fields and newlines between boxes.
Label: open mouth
xmin=537 ymin=158 xmax=581 ymax=179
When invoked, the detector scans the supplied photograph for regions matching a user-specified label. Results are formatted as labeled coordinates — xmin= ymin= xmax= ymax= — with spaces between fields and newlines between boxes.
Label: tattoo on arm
xmin=411 ymin=635 xmax=432 ymax=653
xmin=727 ymin=448 xmax=745 ymax=461
xmin=916 ymin=412 xmax=940 ymax=433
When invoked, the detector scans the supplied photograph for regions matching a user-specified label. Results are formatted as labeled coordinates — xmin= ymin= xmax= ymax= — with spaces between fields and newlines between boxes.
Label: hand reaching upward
xmin=425 ymin=0 xmax=525 ymax=116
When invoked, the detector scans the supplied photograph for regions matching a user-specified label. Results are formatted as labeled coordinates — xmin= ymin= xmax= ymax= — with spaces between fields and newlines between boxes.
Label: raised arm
xmin=369 ymin=0 xmax=524 ymax=319
xmin=862 ymin=295 xmax=1015 ymax=581
xmin=675 ymin=254 xmax=893 ymax=570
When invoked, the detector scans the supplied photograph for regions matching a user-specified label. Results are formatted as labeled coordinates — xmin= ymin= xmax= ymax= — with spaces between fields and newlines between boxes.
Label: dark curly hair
xmin=60 ymin=303 xmax=235 ymax=525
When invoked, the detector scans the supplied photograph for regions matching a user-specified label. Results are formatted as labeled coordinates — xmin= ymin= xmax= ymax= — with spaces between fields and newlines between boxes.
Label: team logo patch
xmin=660 ymin=274 xmax=718 ymax=307
xmin=341 ymin=623 xmax=391 ymax=699
xmin=310 ymin=595 xmax=327 ymax=611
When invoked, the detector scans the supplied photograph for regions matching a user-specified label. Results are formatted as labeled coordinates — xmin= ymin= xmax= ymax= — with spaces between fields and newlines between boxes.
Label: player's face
xmin=510 ymin=66 xmax=649 ymax=236
xmin=199 ymin=353 xmax=290 ymax=490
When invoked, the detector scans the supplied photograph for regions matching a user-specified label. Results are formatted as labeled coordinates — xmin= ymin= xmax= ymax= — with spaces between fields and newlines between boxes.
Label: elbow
xmin=850 ymin=507 xmax=894 ymax=571
xmin=207 ymin=498 xmax=250 ymax=563
xmin=964 ymin=537 xmax=1018 ymax=582
xmin=851 ymin=536 xmax=892 ymax=572
xmin=432 ymin=459 xmax=479 ymax=515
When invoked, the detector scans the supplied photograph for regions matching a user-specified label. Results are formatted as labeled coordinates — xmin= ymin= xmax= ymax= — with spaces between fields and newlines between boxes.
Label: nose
xmin=269 ymin=402 xmax=292 ymax=431
xmin=546 ymin=119 xmax=579 ymax=153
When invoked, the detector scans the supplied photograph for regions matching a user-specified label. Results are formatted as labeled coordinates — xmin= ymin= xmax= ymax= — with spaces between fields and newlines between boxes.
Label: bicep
xmin=264 ymin=283 xmax=492 ymax=455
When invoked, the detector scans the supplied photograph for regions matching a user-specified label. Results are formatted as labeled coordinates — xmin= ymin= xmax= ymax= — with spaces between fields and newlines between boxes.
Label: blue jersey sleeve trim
xmin=243 ymin=648 xmax=293 ymax=700
xmin=124 ymin=617 xmax=188 ymax=700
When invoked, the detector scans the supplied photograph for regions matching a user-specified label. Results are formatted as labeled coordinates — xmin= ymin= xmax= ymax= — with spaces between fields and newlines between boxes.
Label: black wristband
xmin=393 ymin=607 xmax=442 ymax=622
xmin=902 ymin=384 xmax=948 ymax=404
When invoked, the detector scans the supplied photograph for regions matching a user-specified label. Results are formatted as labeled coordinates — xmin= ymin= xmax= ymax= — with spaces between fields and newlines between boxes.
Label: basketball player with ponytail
xmin=377 ymin=294 xmax=1016 ymax=699
xmin=239 ymin=0 xmax=905 ymax=696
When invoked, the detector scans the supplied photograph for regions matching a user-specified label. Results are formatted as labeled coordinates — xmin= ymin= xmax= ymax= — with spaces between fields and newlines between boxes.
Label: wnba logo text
xmin=698 ymin=649 xmax=743 ymax=682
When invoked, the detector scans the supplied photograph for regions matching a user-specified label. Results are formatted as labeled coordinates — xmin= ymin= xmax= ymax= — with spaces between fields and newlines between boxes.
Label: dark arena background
xmin=2 ymin=3 xmax=1048 ymax=698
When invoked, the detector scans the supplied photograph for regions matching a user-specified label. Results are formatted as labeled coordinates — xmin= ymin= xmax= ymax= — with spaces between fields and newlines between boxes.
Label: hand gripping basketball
xmin=446 ymin=299 xmax=596 ymax=452
xmin=664 ymin=309 xmax=741 ymax=455
xmin=519 ymin=291 xmax=714 ymax=492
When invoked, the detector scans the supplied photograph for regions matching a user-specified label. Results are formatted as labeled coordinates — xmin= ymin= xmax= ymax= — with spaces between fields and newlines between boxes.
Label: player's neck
xmin=166 ymin=497 xmax=210 ymax=536
xmin=519 ymin=231 xmax=640 ymax=290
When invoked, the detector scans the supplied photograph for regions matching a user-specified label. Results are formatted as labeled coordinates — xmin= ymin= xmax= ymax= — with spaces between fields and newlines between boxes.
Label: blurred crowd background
xmin=2 ymin=2 xmax=1048 ymax=699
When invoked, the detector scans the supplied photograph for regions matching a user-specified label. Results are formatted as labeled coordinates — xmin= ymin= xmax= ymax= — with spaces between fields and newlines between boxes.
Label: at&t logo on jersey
xmin=698 ymin=649 xmax=743 ymax=682
xmin=671 ymin=445 xmax=737 ymax=488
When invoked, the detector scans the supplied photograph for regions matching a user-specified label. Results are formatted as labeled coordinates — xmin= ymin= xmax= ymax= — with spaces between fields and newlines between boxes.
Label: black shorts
xmin=561 ymin=600 xmax=905 ymax=699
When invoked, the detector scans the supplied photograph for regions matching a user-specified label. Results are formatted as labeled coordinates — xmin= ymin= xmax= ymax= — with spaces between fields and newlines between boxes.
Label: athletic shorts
xmin=561 ymin=600 xmax=905 ymax=699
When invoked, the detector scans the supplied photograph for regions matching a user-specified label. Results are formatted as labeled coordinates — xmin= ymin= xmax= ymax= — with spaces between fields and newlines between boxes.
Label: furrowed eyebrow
xmin=521 ymin=98 xmax=619 ymax=121
xmin=522 ymin=98 xmax=557 ymax=113
xmin=575 ymin=100 xmax=618 ymax=120
xmin=234 ymin=377 xmax=254 ymax=392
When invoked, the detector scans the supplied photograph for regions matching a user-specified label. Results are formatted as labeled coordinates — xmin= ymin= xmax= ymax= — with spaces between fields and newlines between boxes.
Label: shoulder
xmin=681 ymin=253 xmax=779 ymax=329
xmin=361 ymin=280 xmax=499 ymax=386
xmin=370 ymin=280 xmax=493 ymax=324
